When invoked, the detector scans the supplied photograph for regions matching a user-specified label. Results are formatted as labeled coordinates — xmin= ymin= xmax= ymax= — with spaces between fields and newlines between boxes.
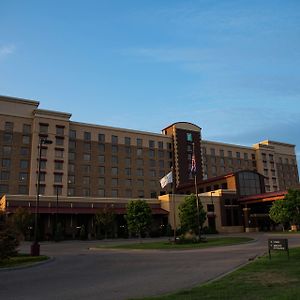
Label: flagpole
xmin=171 ymin=167 xmax=176 ymax=243
xmin=193 ymin=142 xmax=201 ymax=241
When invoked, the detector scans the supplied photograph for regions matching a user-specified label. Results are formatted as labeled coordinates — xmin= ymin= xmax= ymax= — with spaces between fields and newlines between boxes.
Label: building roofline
xmin=202 ymin=139 xmax=253 ymax=150
xmin=34 ymin=109 xmax=72 ymax=119
xmin=70 ymin=121 xmax=171 ymax=138
xmin=162 ymin=122 xmax=202 ymax=132
xmin=259 ymin=140 xmax=296 ymax=148
xmin=0 ymin=95 xmax=39 ymax=107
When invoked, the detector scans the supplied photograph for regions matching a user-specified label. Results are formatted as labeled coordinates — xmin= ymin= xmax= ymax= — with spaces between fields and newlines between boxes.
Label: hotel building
xmin=0 ymin=95 xmax=299 ymax=235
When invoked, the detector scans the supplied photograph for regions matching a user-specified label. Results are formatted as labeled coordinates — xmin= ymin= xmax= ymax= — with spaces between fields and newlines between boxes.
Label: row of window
xmin=70 ymin=129 xmax=171 ymax=149
xmin=202 ymin=147 xmax=255 ymax=160
xmin=3 ymin=122 xmax=31 ymax=134
xmin=203 ymin=156 xmax=256 ymax=167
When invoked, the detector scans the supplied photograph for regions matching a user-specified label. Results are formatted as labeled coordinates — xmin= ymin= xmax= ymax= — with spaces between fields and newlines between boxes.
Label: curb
xmin=0 ymin=256 xmax=55 ymax=272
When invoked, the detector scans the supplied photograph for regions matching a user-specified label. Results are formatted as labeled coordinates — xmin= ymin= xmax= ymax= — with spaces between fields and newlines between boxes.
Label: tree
xmin=12 ymin=207 xmax=33 ymax=240
xmin=125 ymin=200 xmax=152 ymax=238
xmin=178 ymin=194 xmax=206 ymax=236
xmin=94 ymin=205 xmax=115 ymax=239
xmin=0 ymin=213 xmax=20 ymax=260
xmin=269 ymin=189 xmax=300 ymax=230
xmin=269 ymin=200 xmax=290 ymax=231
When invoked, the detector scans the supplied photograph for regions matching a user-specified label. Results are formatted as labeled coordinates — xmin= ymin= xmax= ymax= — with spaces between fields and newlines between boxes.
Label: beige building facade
xmin=0 ymin=95 xmax=299 ymax=201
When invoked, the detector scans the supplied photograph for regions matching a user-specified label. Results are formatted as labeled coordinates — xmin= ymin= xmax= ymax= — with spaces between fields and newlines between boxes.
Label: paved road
xmin=1 ymin=233 xmax=300 ymax=300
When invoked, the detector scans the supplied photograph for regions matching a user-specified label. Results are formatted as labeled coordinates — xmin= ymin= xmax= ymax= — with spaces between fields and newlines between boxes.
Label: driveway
xmin=1 ymin=233 xmax=300 ymax=300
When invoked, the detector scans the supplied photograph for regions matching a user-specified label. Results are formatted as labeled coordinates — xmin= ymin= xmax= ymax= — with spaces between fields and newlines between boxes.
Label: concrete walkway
xmin=1 ymin=233 xmax=300 ymax=300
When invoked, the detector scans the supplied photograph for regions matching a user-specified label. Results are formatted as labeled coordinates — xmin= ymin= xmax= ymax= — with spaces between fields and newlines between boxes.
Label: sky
xmin=1 ymin=0 xmax=300 ymax=161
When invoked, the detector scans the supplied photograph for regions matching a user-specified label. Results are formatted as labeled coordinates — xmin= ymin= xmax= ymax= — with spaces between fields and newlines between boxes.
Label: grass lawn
xmin=0 ymin=254 xmax=49 ymax=268
xmin=134 ymin=248 xmax=300 ymax=300
xmin=98 ymin=237 xmax=253 ymax=250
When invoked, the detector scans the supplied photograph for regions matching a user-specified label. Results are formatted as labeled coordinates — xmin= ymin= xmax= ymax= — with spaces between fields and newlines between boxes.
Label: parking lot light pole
xmin=31 ymin=138 xmax=52 ymax=256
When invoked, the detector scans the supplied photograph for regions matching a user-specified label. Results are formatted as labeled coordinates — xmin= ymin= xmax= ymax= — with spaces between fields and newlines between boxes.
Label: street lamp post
xmin=31 ymin=138 xmax=52 ymax=256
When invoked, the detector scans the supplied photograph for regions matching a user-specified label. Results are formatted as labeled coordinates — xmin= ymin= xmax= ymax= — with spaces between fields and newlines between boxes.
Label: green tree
xmin=12 ymin=207 xmax=33 ymax=240
xmin=125 ymin=200 xmax=152 ymax=238
xmin=269 ymin=189 xmax=300 ymax=230
xmin=269 ymin=200 xmax=290 ymax=231
xmin=0 ymin=213 xmax=20 ymax=260
xmin=178 ymin=194 xmax=207 ymax=236
xmin=94 ymin=205 xmax=115 ymax=239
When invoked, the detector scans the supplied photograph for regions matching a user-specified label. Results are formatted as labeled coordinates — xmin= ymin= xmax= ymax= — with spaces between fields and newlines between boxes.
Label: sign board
xmin=268 ymin=238 xmax=289 ymax=259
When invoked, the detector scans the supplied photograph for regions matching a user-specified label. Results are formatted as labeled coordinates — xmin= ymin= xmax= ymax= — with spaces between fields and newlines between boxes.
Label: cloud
xmin=0 ymin=44 xmax=16 ymax=59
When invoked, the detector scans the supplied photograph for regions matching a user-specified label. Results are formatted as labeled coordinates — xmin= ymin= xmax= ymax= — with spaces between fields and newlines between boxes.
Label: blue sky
xmin=1 ymin=0 xmax=300 ymax=161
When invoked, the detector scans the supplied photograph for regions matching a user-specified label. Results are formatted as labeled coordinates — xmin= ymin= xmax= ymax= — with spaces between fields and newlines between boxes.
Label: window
xmin=56 ymin=126 xmax=64 ymax=136
xmin=68 ymin=188 xmax=75 ymax=196
xmin=137 ymin=179 xmax=144 ymax=187
xmin=68 ymin=164 xmax=75 ymax=172
xmin=149 ymin=140 xmax=155 ymax=148
xmin=20 ymin=160 xmax=29 ymax=169
xmin=125 ymin=168 xmax=131 ymax=176
xmin=187 ymin=144 xmax=192 ymax=152
xmin=112 ymin=145 xmax=118 ymax=153
xmin=136 ymin=159 xmax=143 ymax=167
xmin=271 ymin=170 xmax=276 ymax=177
xmin=20 ymin=147 xmax=29 ymax=156
xmin=69 ymin=152 xmax=76 ymax=160
xmin=125 ymin=179 xmax=132 ymax=186
xmin=23 ymin=124 xmax=31 ymax=134
xmin=228 ymin=151 xmax=232 ymax=157
xmin=98 ymin=177 xmax=105 ymax=186
xmin=220 ymin=158 xmax=225 ymax=165
xmin=55 ymin=149 xmax=64 ymax=158
xmin=22 ymin=135 xmax=30 ymax=144
xmin=84 ymin=143 xmax=91 ymax=151
xmin=98 ymin=189 xmax=105 ymax=197
xmin=269 ymin=154 xmax=274 ymax=161
xmin=137 ymin=169 xmax=144 ymax=176
xmin=83 ymin=188 xmax=90 ymax=197
xmin=83 ymin=153 xmax=91 ymax=161
xmin=167 ymin=143 xmax=172 ymax=150
xmin=69 ymin=140 xmax=76 ymax=149
xmin=5 ymin=122 xmax=13 ymax=131
xmin=137 ymin=138 xmax=143 ymax=147
xmin=125 ymin=147 xmax=131 ymax=155
xmin=98 ymin=133 xmax=105 ymax=142
xmin=219 ymin=149 xmax=224 ymax=157
xmin=40 ymin=160 xmax=47 ymax=169
xmin=3 ymin=133 xmax=13 ymax=144
xmin=83 ymin=176 xmax=90 ymax=185
xmin=99 ymin=166 xmax=105 ymax=175
xmin=41 ymin=148 xmax=47 ymax=157
xmin=137 ymin=148 xmax=143 ymax=156
xmin=98 ymin=143 xmax=105 ymax=153
xmin=262 ymin=153 xmax=267 ymax=161
xmin=68 ymin=175 xmax=75 ymax=184
xmin=18 ymin=186 xmax=28 ymax=195
xmin=112 ymin=135 xmax=118 ymax=144
xmin=125 ymin=158 xmax=131 ymax=167
xmin=98 ymin=155 xmax=105 ymax=163
xmin=39 ymin=124 xmax=48 ymax=134
xmin=84 ymin=132 xmax=91 ymax=141
xmin=39 ymin=185 xmax=45 ymax=195
xmin=125 ymin=137 xmax=131 ymax=145
xmin=0 ymin=171 xmax=9 ymax=180
xmin=158 ymin=150 xmax=164 ymax=158
xmin=159 ymin=160 xmax=164 ymax=169
xmin=111 ymin=178 xmax=118 ymax=186
xmin=210 ymin=148 xmax=215 ymax=156
xmin=55 ymin=161 xmax=63 ymax=170
xmin=149 ymin=170 xmax=156 ymax=177
xmin=158 ymin=141 xmax=163 ymax=149
xmin=111 ymin=167 xmax=118 ymax=176
xmin=111 ymin=189 xmax=118 ymax=197
xmin=3 ymin=146 xmax=12 ymax=156
xmin=83 ymin=165 xmax=91 ymax=173
xmin=112 ymin=156 xmax=118 ymax=165
xmin=149 ymin=159 xmax=155 ymax=167
xmin=0 ymin=185 xmax=9 ymax=193
xmin=244 ymin=153 xmax=248 ymax=160
xmin=149 ymin=149 xmax=155 ymax=158
xmin=56 ymin=137 xmax=64 ymax=146
xmin=236 ymin=152 xmax=240 ymax=158
xmin=54 ymin=174 xmax=63 ymax=183
xmin=69 ymin=130 xmax=76 ymax=139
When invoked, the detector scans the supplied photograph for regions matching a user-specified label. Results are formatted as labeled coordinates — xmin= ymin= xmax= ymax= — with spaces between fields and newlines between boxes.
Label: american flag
xmin=190 ymin=154 xmax=196 ymax=174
